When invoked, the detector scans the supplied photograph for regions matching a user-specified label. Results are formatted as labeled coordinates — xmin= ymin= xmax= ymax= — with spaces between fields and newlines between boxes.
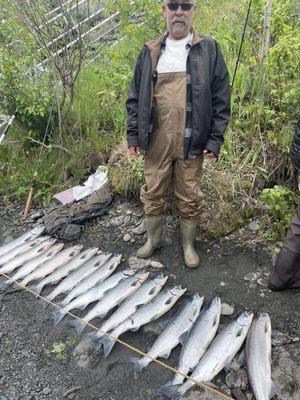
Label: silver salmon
xmin=131 ymin=293 xmax=204 ymax=379
xmin=51 ymin=268 xmax=135 ymax=326
xmin=60 ymin=254 xmax=121 ymax=306
xmin=158 ymin=297 xmax=221 ymax=394
xmin=0 ymin=236 xmax=50 ymax=266
xmin=0 ymin=243 xmax=64 ymax=290
xmin=165 ymin=312 xmax=254 ymax=400
xmin=100 ymin=285 xmax=187 ymax=358
xmin=0 ymin=238 xmax=55 ymax=275
xmin=246 ymin=313 xmax=277 ymax=400
xmin=0 ymin=225 xmax=44 ymax=257
xmin=90 ymin=274 xmax=169 ymax=349
xmin=70 ymin=270 xmax=150 ymax=335
xmin=20 ymin=245 xmax=83 ymax=287
xmin=34 ymin=247 xmax=99 ymax=295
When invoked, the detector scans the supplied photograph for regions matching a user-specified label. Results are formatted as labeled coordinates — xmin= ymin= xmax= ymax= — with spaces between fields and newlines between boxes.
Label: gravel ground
xmin=0 ymin=198 xmax=299 ymax=400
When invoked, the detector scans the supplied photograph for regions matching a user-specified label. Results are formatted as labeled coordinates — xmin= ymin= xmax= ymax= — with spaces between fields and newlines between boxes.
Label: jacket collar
xmin=145 ymin=27 xmax=202 ymax=72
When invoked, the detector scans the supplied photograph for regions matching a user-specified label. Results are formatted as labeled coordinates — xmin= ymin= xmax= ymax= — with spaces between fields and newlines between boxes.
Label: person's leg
xmin=173 ymin=156 xmax=204 ymax=268
xmin=138 ymin=139 xmax=173 ymax=258
xmin=268 ymin=199 xmax=300 ymax=290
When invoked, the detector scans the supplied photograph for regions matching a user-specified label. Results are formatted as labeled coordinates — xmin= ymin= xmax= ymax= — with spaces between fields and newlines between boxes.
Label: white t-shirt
xmin=157 ymin=33 xmax=193 ymax=73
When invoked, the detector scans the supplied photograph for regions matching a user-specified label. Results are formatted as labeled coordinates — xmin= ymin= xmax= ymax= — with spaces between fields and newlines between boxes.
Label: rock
xmin=42 ymin=387 xmax=52 ymax=395
xmin=128 ymin=256 xmax=150 ymax=270
xmin=110 ymin=216 xmax=124 ymax=227
xmin=166 ymin=216 xmax=173 ymax=224
xmin=221 ymin=303 xmax=234 ymax=316
xmin=272 ymin=330 xmax=293 ymax=346
xmin=123 ymin=234 xmax=131 ymax=242
xmin=73 ymin=339 xmax=99 ymax=369
xmin=28 ymin=210 xmax=44 ymax=221
xmin=225 ymin=368 xmax=248 ymax=390
xmin=181 ymin=385 xmax=228 ymax=399
xmin=150 ymin=260 xmax=164 ymax=269
xmin=231 ymin=388 xmax=248 ymax=400
xmin=272 ymin=346 xmax=300 ymax=400
xmin=248 ymin=221 xmax=260 ymax=231
xmin=244 ymin=272 xmax=258 ymax=282
xmin=123 ymin=216 xmax=131 ymax=224
xmin=132 ymin=220 xmax=146 ymax=235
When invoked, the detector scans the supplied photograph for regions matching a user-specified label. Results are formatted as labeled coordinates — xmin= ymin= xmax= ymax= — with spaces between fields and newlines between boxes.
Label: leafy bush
xmin=260 ymin=185 xmax=297 ymax=241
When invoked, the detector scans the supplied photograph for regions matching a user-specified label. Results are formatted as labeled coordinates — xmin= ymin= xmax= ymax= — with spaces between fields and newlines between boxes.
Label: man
xmin=126 ymin=0 xmax=231 ymax=268
xmin=268 ymin=123 xmax=300 ymax=290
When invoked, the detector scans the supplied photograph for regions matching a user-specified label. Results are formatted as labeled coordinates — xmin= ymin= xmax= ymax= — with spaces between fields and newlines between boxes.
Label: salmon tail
xmin=101 ymin=335 xmax=116 ymax=358
xmin=69 ymin=319 xmax=86 ymax=335
xmin=51 ymin=309 xmax=67 ymax=326
xmin=0 ymin=280 xmax=12 ymax=290
xmin=36 ymin=298 xmax=49 ymax=309
xmin=156 ymin=384 xmax=181 ymax=399
xmin=33 ymin=282 xmax=44 ymax=298
xmin=130 ymin=357 xmax=148 ymax=380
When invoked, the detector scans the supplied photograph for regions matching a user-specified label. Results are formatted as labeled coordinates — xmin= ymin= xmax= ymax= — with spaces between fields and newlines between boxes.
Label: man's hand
xmin=129 ymin=146 xmax=141 ymax=156
xmin=203 ymin=149 xmax=217 ymax=158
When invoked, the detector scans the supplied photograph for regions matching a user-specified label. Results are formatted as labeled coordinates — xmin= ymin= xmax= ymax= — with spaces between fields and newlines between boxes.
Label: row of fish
xmin=0 ymin=226 xmax=277 ymax=400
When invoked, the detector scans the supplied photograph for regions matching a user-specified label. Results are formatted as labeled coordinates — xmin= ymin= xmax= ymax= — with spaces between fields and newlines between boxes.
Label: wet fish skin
xmin=47 ymin=252 xmax=116 ymax=308
xmin=20 ymin=245 xmax=83 ymax=287
xmin=34 ymin=247 xmax=99 ymax=295
xmin=131 ymin=293 xmax=204 ymax=379
xmin=90 ymin=274 xmax=169 ymax=348
xmin=51 ymin=268 xmax=135 ymax=326
xmin=0 ymin=225 xmax=44 ymax=258
xmin=100 ymin=285 xmax=187 ymax=358
xmin=0 ymin=236 xmax=50 ymax=267
xmin=158 ymin=297 xmax=221 ymax=394
xmin=0 ymin=243 xmax=64 ymax=290
xmin=60 ymin=254 xmax=121 ymax=306
xmin=165 ymin=312 xmax=254 ymax=400
xmin=246 ymin=313 xmax=277 ymax=400
xmin=0 ymin=238 xmax=56 ymax=275
xmin=70 ymin=270 xmax=150 ymax=335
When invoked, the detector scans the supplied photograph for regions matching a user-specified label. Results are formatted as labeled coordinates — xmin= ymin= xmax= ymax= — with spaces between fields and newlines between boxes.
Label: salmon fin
xmin=224 ymin=362 xmax=231 ymax=374
xmin=159 ymin=318 xmax=170 ymax=331
xmin=130 ymin=325 xmax=140 ymax=332
xmin=69 ymin=319 xmax=86 ymax=335
xmin=101 ymin=336 xmax=116 ymax=358
xmin=33 ymin=283 xmax=44 ymax=297
xmin=236 ymin=350 xmax=246 ymax=366
xmin=269 ymin=381 xmax=278 ymax=399
xmin=0 ymin=280 xmax=12 ymax=290
xmin=51 ymin=309 xmax=66 ymax=326
xmin=130 ymin=357 xmax=144 ymax=379
xmin=179 ymin=330 xmax=189 ymax=345
xmin=160 ymin=349 xmax=172 ymax=359
xmin=37 ymin=298 xmax=49 ymax=309
xmin=98 ymin=311 xmax=108 ymax=320
xmin=156 ymin=384 xmax=181 ymax=399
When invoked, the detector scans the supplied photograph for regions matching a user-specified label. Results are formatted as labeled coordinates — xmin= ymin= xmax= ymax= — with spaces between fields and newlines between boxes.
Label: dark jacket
xmin=290 ymin=121 xmax=300 ymax=170
xmin=126 ymin=30 xmax=231 ymax=157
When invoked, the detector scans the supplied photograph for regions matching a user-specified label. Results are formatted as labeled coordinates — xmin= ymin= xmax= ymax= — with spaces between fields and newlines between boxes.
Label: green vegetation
xmin=0 ymin=0 xmax=299 ymax=240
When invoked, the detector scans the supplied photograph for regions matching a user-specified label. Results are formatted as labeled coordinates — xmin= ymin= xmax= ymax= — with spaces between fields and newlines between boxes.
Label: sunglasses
xmin=166 ymin=3 xmax=194 ymax=11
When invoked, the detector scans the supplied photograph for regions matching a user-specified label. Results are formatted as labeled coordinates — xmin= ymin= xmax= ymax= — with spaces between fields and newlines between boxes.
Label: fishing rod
xmin=231 ymin=0 xmax=253 ymax=88
xmin=0 ymin=115 xmax=15 ymax=145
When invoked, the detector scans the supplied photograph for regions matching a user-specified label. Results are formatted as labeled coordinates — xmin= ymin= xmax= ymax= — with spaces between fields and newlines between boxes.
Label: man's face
xmin=162 ymin=1 xmax=197 ymax=40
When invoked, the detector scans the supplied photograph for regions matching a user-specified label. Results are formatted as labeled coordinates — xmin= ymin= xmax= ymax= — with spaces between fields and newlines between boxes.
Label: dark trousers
xmin=269 ymin=199 xmax=300 ymax=290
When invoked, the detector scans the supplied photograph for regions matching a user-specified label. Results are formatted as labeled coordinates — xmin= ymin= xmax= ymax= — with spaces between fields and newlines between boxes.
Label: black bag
xmin=43 ymin=185 xmax=114 ymax=241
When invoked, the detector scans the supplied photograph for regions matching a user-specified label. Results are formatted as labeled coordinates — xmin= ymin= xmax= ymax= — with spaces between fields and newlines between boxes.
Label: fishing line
xmin=231 ymin=0 xmax=253 ymax=88
xmin=0 ymin=270 xmax=234 ymax=400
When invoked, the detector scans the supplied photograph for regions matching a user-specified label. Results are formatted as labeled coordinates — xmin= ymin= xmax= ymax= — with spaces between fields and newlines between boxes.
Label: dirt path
xmin=0 ymin=199 xmax=299 ymax=400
